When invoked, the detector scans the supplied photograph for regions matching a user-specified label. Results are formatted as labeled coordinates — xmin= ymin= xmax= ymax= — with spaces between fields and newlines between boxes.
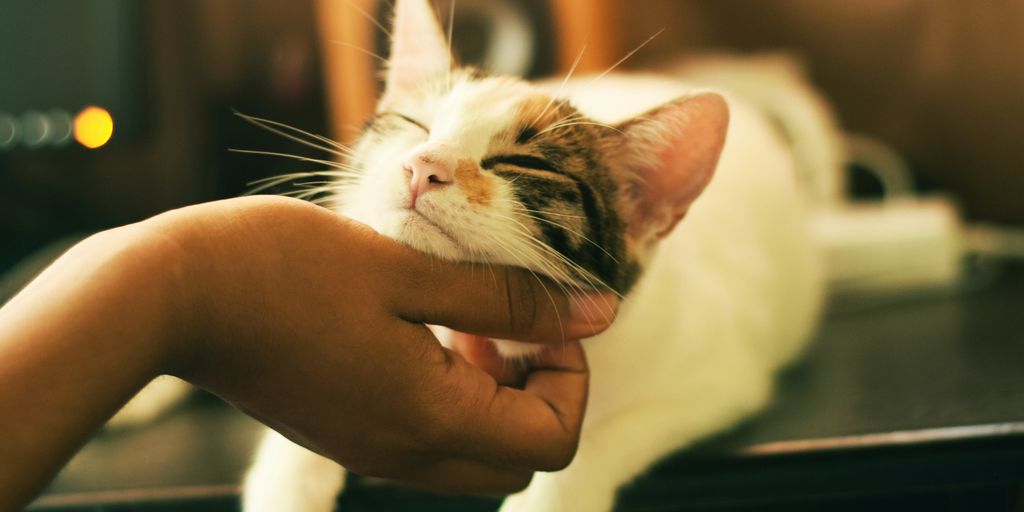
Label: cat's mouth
xmin=398 ymin=207 xmax=460 ymax=248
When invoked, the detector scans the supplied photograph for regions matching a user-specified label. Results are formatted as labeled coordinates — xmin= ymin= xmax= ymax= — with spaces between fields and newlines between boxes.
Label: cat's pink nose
xmin=405 ymin=154 xmax=454 ymax=206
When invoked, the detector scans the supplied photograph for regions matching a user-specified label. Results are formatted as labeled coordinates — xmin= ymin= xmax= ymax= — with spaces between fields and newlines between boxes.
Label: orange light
xmin=73 ymin=106 xmax=114 ymax=149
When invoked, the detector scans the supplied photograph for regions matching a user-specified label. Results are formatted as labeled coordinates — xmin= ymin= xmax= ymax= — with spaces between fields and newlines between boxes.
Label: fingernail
xmin=568 ymin=293 xmax=619 ymax=335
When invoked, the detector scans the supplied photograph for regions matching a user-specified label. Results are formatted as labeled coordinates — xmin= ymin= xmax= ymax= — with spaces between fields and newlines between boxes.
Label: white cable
xmin=845 ymin=132 xmax=915 ymax=200
xmin=963 ymin=224 xmax=1024 ymax=260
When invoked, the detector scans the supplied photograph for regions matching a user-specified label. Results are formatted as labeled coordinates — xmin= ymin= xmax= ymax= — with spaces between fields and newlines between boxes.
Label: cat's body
xmin=490 ymin=78 xmax=822 ymax=512
xmin=243 ymin=1 xmax=826 ymax=510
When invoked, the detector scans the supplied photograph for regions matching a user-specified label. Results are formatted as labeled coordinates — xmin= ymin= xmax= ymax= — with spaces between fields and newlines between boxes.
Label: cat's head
xmin=339 ymin=0 xmax=728 ymax=296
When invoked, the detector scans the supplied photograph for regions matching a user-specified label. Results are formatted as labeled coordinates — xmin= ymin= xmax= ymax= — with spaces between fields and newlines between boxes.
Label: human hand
xmin=152 ymin=196 xmax=618 ymax=493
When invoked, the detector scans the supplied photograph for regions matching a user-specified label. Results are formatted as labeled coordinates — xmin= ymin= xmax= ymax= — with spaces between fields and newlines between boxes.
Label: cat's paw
xmin=243 ymin=468 xmax=341 ymax=512
xmin=243 ymin=430 xmax=345 ymax=512
xmin=499 ymin=480 xmax=614 ymax=512
xmin=242 ymin=487 xmax=338 ymax=512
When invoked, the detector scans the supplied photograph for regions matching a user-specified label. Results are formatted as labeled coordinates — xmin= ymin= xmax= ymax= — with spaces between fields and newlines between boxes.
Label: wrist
xmin=86 ymin=222 xmax=195 ymax=380
xmin=124 ymin=212 xmax=208 ymax=380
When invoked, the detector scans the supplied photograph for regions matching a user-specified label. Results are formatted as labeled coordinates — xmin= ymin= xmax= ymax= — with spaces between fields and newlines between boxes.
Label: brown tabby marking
xmin=478 ymin=95 xmax=644 ymax=294
xmin=514 ymin=95 xmax=576 ymax=144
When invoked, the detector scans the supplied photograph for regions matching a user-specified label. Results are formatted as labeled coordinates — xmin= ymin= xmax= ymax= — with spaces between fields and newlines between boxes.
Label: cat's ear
xmin=383 ymin=0 xmax=451 ymax=100
xmin=612 ymin=93 xmax=729 ymax=241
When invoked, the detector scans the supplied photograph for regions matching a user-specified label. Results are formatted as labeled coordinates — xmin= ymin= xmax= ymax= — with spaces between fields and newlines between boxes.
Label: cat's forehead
xmin=433 ymin=76 xmax=532 ymax=141
xmin=385 ymin=70 xmax=579 ymax=155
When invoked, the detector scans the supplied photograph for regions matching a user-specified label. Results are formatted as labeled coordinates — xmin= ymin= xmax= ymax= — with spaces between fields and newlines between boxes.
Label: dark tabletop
xmin=27 ymin=265 xmax=1024 ymax=512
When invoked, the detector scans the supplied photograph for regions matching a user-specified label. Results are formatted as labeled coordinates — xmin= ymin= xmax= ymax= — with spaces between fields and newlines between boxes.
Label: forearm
xmin=0 ymin=195 xmax=613 ymax=505
xmin=0 ymin=224 xmax=183 ymax=510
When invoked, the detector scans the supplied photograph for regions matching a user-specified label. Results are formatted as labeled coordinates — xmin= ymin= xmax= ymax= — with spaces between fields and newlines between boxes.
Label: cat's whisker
xmin=511 ymin=205 xmax=586 ymax=221
xmin=477 ymin=218 xmax=582 ymax=297
xmin=245 ymin=171 xmax=352 ymax=195
xmin=530 ymin=45 xmax=587 ymax=128
xmin=329 ymin=39 xmax=389 ymax=64
xmin=234 ymin=111 xmax=355 ymax=157
xmin=530 ymin=241 xmax=617 ymax=305
xmin=532 ymin=112 xmax=587 ymax=140
xmin=345 ymin=0 xmax=392 ymax=37
xmin=230 ymin=149 xmax=362 ymax=175
xmin=505 ymin=207 xmax=598 ymax=251
xmin=509 ymin=208 xmax=620 ymax=264
xmin=234 ymin=112 xmax=356 ymax=156
xmin=585 ymin=28 xmax=665 ymax=89
xmin=493 ymin=200 xmax=587 ymax=221
xmin=537 ymin=111 xmax=611 ymax=134
xmin=446 ymin=0 xmax=456 ymax=90
xmin=508 ymin=237 xmax=609 ymax=327
xmin=311 ymin=196 xmax=342 ymax=208
xmin=247 ymin=171 xmax=358 ymax=189
xmin=248 ymin=170 xmax=355 ymax=185
xmin=480 ymin=233 xmax=570 ymax=342
xmin=514 ymin=231 xmax=621 ymax=302
xmin=291 ymin=180 xmax=340 ymax=189
xmin=509 ymin=251 xmax=586 ymax=332
xmin=536 ymin=121 xmax=624 ymax=138
xmin=487 ymin=210 xmax=618 ymax=304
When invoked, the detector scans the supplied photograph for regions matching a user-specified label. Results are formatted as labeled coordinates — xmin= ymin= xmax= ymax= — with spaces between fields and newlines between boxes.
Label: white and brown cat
xmin=242 ymin=1 xmax=826 ymax=510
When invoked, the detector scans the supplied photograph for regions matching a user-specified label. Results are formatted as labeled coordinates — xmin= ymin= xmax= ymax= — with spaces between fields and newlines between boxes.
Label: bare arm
xmin=0 ymin=196 xmax=617 ymax=510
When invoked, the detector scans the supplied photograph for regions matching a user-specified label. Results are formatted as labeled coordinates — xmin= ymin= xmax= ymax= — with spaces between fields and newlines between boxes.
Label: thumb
xmin=382 ymin=247 xmax=618 ymax=343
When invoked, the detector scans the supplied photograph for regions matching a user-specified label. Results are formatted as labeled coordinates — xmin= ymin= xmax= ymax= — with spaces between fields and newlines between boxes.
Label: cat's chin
xmin=386 ymin=209 xmax=466 ymax=261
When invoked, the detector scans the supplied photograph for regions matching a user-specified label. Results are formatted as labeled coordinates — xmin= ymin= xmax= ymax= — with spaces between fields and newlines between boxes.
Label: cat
xmin=242 ymin=0 xmax=826 ymax=510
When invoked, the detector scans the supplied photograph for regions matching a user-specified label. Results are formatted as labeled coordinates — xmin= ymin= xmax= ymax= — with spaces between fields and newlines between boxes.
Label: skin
xmin=0 ymin=196 xmax=618 ymax=511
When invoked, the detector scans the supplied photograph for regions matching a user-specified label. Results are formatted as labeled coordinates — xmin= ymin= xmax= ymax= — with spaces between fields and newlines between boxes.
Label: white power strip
xmin=811 ymin=197 xmax=964 ymax=298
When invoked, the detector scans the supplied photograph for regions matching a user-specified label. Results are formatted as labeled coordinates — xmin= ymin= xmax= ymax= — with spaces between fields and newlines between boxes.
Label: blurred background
xmin=3 ymin=0 xmax=1023 ymax=278
xmin=4 ymin=1 xmax=1023 ymax=511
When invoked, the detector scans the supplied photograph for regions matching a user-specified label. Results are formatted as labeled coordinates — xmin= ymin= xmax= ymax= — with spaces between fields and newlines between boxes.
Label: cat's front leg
xmin=500 ymin=380 xmax=772 ymax=512
xmin=498 ymin=435 xmax=616 ymax=512
xmin=242 ymin=429 xmax=346 ymax=512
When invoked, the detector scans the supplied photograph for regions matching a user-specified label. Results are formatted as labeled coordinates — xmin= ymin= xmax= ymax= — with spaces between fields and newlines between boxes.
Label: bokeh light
xmin=73 ymin=106 xmax=114 ymax=149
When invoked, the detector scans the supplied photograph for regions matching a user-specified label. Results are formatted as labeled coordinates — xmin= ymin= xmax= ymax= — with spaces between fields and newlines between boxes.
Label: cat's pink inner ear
xmin=617 ymin=93 xmax=729 ymax=239
xmin=384 ymin=0 xmax=451 ymax=98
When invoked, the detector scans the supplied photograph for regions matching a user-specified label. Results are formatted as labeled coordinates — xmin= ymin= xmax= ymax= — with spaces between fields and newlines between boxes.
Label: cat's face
xmin=342 ymin=70 xmax=638 ymax=293
xmin=337 ymin=0 xmax=728 ymax=296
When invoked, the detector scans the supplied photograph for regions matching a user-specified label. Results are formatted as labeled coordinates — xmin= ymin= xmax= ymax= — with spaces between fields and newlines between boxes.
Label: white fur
xmin=244 ymin=71 xmax=825 ymax=511
xmin=243 ymin=430 xmax=346 ymax=512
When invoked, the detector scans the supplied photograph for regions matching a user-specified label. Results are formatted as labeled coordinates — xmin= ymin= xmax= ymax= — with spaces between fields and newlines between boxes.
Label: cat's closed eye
xmin=481 ymin=154 xmax=564 ymax=175
xmin=381 ymin=112 xmax=429 ymax=133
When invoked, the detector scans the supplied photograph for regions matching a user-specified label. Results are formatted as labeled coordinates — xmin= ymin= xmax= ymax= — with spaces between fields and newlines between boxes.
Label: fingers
xmin=383 ymin=246 xmax=618 ymax=343
xmin=431 ymin=340 xmax=589 ymax=472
